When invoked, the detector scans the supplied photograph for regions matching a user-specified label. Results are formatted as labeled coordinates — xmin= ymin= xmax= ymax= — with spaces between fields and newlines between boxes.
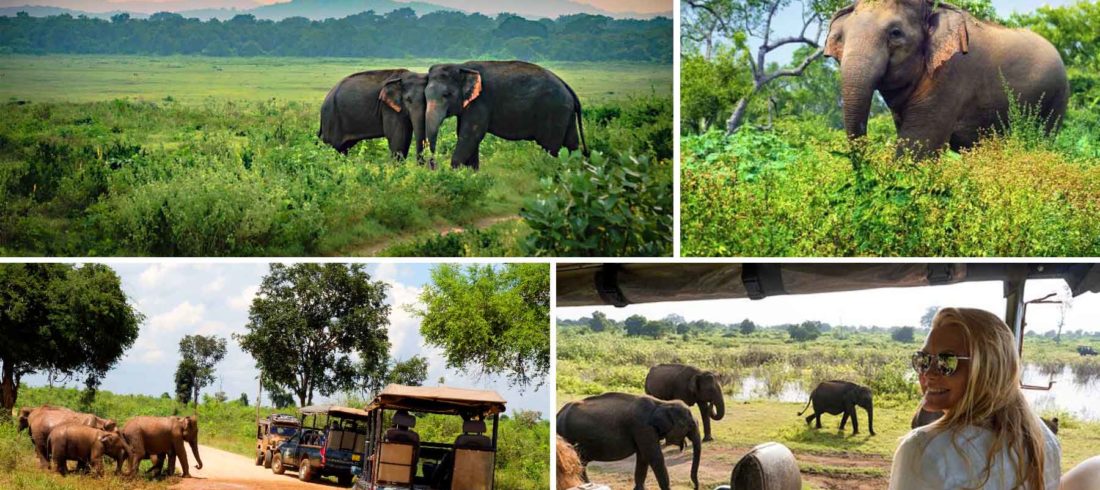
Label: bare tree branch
xmin=761 ymin=48 xmax=824 ymax=85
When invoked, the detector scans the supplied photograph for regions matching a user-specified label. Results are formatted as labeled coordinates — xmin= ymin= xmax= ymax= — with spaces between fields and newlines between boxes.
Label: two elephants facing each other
xmin=319 ymin=60 xmax=588 ymax=170
xmin=825 ymin=0 xmax=1068 ymax=159
xmin=798 ymin=380 xmax=876 ymax=436
xmin=645 ymin=363 xmax=726 ymax=442
xmin=122 ymin=415 xmax=204 ymax=478
xmin=557 ymin=392 xmax=701 ymax=490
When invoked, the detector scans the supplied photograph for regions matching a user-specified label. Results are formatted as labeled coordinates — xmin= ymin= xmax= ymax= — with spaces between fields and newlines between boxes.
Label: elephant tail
xmin=796 ymin=396 xmax=813 ymax=416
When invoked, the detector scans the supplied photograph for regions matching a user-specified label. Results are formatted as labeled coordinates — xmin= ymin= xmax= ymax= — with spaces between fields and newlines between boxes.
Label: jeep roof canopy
xmin=299 ymin=405 xmax=372 ymax=420
xmin=365 ymin=384 xmax=507 ymax=417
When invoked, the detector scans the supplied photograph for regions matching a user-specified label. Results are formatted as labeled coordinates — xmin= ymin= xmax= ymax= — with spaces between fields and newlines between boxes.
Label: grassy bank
xmin=5 ymin=386 xmax=549 ymax=489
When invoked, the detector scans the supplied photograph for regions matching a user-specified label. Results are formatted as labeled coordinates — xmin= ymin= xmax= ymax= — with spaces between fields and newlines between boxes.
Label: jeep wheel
xmin=339 ymin=473 xmax=353 ymax=487
xmin=263 ymin=450 xmax=273 ymax=469
xmin=272 ymin=452 xmax=286 ymax=475
xmin=298 ymin=459 xmax=314 ymax=482
xmin=255 ymin=449 xmax=263 ymax=466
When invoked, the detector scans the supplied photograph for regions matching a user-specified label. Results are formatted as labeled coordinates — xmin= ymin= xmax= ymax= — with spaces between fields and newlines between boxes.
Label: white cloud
xmin=229 ymin=285 xmax=260 ymax=311
xmin=384 ymin=279 xmax=429 ymax=362
xmin=139 ymin=348 xmax=164 ymax=363
xmin=149 ymin=301 xmax=205 ymax=332
xmin=196 ymin=321 xmax=227 ymax=335
xmin=374 ymin=263 xmax=400 ymax=283
xmin=139 ymin=263 xmax=183 ymax=288
xmin=203 ymin=276 xmax=226 ymax=294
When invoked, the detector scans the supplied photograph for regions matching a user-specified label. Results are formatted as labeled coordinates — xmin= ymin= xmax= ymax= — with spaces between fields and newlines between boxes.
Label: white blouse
xmin=888 ymin=420 xmax=1061 ymax=489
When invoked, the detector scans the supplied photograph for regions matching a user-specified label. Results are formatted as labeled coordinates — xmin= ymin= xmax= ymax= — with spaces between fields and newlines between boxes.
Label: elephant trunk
xmin=425 ymin=100 xmax=448 ymax=156
xmin=710 ymin=395 xmax=725 ymax=421
xmin=689 ymin=426 xmax=701 ymax=490
xmin=190 ymin=437 xmax=203 ymax=470
xmin=840 ymin=54 xmax=884 ymax=139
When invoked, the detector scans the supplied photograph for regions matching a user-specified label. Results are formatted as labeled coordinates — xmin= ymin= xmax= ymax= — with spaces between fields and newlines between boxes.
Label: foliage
xmin=174 ymin=334 xmax=227 ymax=405
xmin=680 ymin=47 xmax=751 ymax=133
xmin=385 ymin=356 xmax=429 ymax=387
xmin=890 ymin=327 xmax=916 ymax=343
xmin=0 ymin=264 xmax=142 ymax=413
xmin=788 ymin=321 xmax=822 ymax=342
xmin=236 ymin=264 xmax=391 ymax=406
xmin=588 ymin=311 xmax=611 ymax=333
xmin=414 ymin=264 xmax=550 ymax=390
xmin=739 ymin=319 xmax=757 ymax=335
xmin=521 ymin=150 xmax=673 ymax=257
xmin=0 ymin=11 xmax=672 ymax=62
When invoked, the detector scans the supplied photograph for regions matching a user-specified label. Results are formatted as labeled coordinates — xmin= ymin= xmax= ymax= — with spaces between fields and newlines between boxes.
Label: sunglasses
xmin=911 ymin=351 xmax=971 ymax=377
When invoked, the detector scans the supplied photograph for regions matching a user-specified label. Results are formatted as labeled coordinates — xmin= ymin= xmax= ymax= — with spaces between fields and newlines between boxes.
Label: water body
xmin=733 ymin=364 xmax=1100 ymax=421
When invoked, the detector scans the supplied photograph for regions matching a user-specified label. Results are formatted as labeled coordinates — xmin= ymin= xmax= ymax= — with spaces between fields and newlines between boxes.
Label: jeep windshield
xmin=271 ymin=425 xmax=298 ymax=436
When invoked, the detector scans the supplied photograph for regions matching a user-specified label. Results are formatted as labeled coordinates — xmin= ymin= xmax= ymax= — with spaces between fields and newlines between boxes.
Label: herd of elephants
xmin=319 ymin=60 xmax=588 ymax=170
xmin=17 ymin=405 xmax=201 ymax=478
xmin=556 ymin=363 xmax=1059 ymax=490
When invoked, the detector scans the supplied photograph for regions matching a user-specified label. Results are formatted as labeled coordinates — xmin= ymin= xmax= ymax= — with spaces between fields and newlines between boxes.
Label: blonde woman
xmin=889 ymin=307 xmax=1061 ymax=489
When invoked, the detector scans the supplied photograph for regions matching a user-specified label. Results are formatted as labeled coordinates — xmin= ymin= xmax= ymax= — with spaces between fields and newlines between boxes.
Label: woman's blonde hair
xmin=556 ymin=436 xmax=585 ymax=490
xmin=924 ymin=307 xmax=1047 ymax=489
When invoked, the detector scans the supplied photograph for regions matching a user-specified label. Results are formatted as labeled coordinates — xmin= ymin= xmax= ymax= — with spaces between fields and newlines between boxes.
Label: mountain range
xmin=0 ymin=0 xmax=671 ymax=21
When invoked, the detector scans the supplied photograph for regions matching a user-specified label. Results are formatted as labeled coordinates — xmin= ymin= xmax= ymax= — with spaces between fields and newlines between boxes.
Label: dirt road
xmin=585 ymin=444 xmax=890 ymax=490
xmin=170 ymin=445 xmax=348 ymax=490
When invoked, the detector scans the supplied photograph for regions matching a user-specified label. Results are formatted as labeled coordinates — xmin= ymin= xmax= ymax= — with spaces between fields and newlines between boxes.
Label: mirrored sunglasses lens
xmin=939 ymin=355 xmax=959 ymax=376
xmin=912 ymin=353 xmax=931 ymax=373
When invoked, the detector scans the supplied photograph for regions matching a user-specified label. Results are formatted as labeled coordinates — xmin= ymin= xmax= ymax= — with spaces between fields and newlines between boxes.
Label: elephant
xmin=46 ymin=423 xmax=132 ymax=476
xmin=911 ymin=408 xmax=1059 ymax=434
xmin=557 ymin=392 xmax=700 ymax=490
xmin=824 ymin=0 xmax=1068 ymax=159
xmin=319 ymin=69 xmax=428 ymax=160
xmin=423 ymin=60 xmax=588 ymax=170
xmin=121 ymin=415 xmax=203 ymax=478
xmin=25 ymin=405 xmax=117 ymax=469
xmin=797 ymin=380 xmax=875 ymax=436
xmin=645 ymin=363 xmax=726 ymax=442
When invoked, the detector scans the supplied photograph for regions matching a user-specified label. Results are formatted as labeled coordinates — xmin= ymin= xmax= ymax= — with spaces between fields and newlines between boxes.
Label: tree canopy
xmin=174 ymin=334 xmax=227 ymax=405
xmin=0 ymin=10 xmax=672 ymax=62
xmin=0 ymin=264 xmax=142 ymax=412
xmin=236 ymin=263 xmax=391 ymax=407
xmin=385 ymin=356 xmax=429 ymax=387
xmin=413 ymin=263 xmax=549 ymax=390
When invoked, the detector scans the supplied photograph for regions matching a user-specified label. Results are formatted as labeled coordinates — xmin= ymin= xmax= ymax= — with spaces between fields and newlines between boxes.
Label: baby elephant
xmin=798 ymin=380 xmax=875 ymax=436
xmin=47 ymin=423 xmax=133 ymax=476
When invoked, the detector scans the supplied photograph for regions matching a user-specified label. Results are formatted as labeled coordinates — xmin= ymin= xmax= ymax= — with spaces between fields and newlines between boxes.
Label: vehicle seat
xmin=454 ymin=420 xmax=491 ymax=450
xmin=385 ymin=411 xmax=420 ymax=445
xmin=378 ymin=411 xmax=419 ymax=486
xmin=728 ymin=442 xmax=801 ymax=490
xmin=1061 ymin=455 xmax=1100 ymax=490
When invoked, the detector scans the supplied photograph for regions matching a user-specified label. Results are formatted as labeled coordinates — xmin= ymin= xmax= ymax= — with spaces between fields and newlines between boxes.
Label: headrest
xmin=393 ymin=412 xmax=416 ymax=428
xmin=730 ymin=442 xmax=801 ymax=490
xmin=462 ymin=420 xmax=486 ymax=434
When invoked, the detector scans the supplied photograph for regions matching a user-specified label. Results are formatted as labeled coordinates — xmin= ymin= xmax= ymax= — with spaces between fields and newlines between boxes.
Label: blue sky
xmin=686 ymin=0 xmax=1079 ymax=66
xmin=23 ymin=262 xmax=550 ymax=417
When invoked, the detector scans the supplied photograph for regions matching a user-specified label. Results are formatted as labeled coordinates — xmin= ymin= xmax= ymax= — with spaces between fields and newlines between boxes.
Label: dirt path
xmin=585 ymin=444 xmax=891 ymax=490
xmin=344 ymin=215 xmax=519 ymax=256
xmin=170 ymin=445 xmax=347 ymax=490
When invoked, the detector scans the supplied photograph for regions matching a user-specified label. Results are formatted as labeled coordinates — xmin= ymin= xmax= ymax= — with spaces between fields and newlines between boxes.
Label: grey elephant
xmin=424 ymin=60 xmax=588 ymax=170
xmin=121 ymin=415 xmax=203 ymax=478
xmin=825 ymin=0 xmax=1068 ymax=158
xmin=47 ymin=423 xmax=132 ymax=476
xmin=319 ymin=69 xmax=428 ymax=160
xmin=557 ymin=392 xmax=700 ymax=490
xmin=25 ymin=405 xmax=117 ymax=469
xmin=797 ymin=380 xmax=875 ymax=436
xmin=911 ymin=408 xmax=1059 ymax=434
xmin=645 ymin=363 xmax=726 ymax=442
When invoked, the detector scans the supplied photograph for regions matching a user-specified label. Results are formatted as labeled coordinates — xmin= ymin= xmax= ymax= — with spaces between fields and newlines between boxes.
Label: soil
xmin=346 ymin=215 xmax=518 ymax=256
xmin=169 ymin=444 xmax=348 ymax=490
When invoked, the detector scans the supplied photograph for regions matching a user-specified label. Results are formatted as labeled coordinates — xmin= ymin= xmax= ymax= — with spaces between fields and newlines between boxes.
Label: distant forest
xmin=0 ymin=9 xmax=672 ymax=61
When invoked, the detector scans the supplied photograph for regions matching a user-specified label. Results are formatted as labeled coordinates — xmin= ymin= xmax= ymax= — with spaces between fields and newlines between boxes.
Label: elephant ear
xmin=379 ymin=77 xmax=403 ymax=113
xmin=925 ymin=2 xmax=969 ymax=76
xmin=688 ymin=373 xmax=700 ymax=399
xmin=648 ymin=404 xmax=676 ymax=437
xmin=460 ymin=68 xmax=482 ymax=110
xmin=824 ymin=4 xmax=854 ymax=62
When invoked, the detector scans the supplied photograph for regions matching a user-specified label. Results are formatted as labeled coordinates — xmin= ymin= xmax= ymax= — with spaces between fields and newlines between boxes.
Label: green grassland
xmin=557 ymin=328 xmax=1100 ymax=484
xmin=2 ymin=386 xmax=549 ymax=489
xmin=0 ymin=55 xmax=672 ymax=256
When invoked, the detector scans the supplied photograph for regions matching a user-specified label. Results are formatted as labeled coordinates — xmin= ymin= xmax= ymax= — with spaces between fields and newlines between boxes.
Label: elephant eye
xmin=889 ymin=28 xmax=903 ymax=39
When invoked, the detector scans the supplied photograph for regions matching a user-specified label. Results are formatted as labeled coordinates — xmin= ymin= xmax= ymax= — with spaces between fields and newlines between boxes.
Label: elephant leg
xmin=850 ymin=407 xmax=860 ymax=435
xmin=535 ymin=112 xmax=570 ymax=157
xmin=636 ymin=432 xmax=670 ymax=490
xmin=699 ymin=405 xmax=713 ymax=442
xmin=386 ymin=127 xmax=412 ymax=160
xmin=805 ymin=413 xmax=814 ymax=426
xmin=839 ymin=411 xmax=849 ymax=430
xmin=451 ymin=112 xmax=488 ymax=170
xmin=633 ymin=455 xmax=649 ymax=490
xmin=34 ymin=435 xmax=50 ymax=468
xmin=563 ymin=117 xmax=580 ymax=154
xmin=174 ymin=439 xmax=191 ymax=477
xmin=895 ymin=106 xmax=957 ymax=160
xmin=816 ymin=414 xmax=823 ymax=429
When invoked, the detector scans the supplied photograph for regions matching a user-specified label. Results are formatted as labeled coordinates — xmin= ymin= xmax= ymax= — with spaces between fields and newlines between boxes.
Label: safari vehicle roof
xmin=557 ymin=263 xmax=1100 ymax=306
xmin=365 ymin=384 xmax=507 ymax=416
xmin=299 ymin=405 xmax=372 ymax=420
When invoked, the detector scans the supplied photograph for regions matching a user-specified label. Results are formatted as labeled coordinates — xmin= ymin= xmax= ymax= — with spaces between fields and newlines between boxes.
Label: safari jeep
xmin=272 ymin=405 xmax=370 ymax=487
xmin=354 ymin=384 xmax=507 ymax=490
xmin=255 ymin=413 xmax=300 ymax=468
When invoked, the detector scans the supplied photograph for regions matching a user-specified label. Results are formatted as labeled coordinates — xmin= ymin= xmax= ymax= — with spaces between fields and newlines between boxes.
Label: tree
xmin=588 ymin=311 xmax=610 ymax=332
xmin=239 ymin=393 xmax=249 ymax=406
xmin=386 ymin=356 xmax=429 ymax=387
xmin=891 ymin=326 xmax=916 ymax=343
xmin=739 ymin=318 xmax=757 ymax=335
xmin=788 ymin=321 xmax=821 ymax=342
xmin=413 ymin=264 xmax=549 ymax=390
xmin=0 ymin=264 xmax=142 ymax=414
xmin=624 ymin=314 xmax=648 ymax=336
xmin=236 ymin=264 xmax=391 ymax=407
xmin=174 ymin=334 xmax=227 ymax=406
xmin=920 ymin=306 xmax=940 ymax=329
xmin=643 ymin=320 xmax=676 ymax=339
